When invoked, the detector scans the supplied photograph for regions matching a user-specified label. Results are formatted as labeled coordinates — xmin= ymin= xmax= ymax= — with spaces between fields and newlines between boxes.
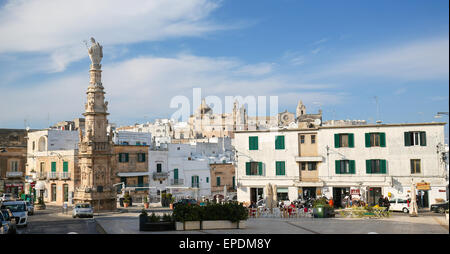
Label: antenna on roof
xmin=374 ymin=96 xmax=382 ymax=124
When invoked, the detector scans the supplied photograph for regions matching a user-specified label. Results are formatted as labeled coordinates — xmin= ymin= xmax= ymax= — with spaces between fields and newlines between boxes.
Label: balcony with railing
xmin=6 ymin=171 xmax=23 ymax=178
xmin=60 ymin=171 xmax=71 ymax=180
xmin=37 ymin=172 xmax=47 ymax=180
xmin=170 ymin=179 xmax=184 ymax=186
xmin=153 ymin=172 xmax=169 ymax=180
xmin=48 ymin=172 xmax=58 ymax=180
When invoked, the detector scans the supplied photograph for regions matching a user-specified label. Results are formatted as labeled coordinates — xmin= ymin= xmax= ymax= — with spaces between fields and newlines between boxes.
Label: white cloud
xmin=0 ymin=0 xmax=223 ymax=72
xmin=0 ymin=54 xmax=344 ymax=128
xmin=306 ymin=38 xmax=449 ymax=81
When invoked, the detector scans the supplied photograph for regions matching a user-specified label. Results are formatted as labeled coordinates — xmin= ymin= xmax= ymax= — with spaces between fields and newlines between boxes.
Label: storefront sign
xmin=350 ymin=189 xmax=360 ymax=195
xmin=416 ymin=182 xmax=430 ymax=190
xmin=439 ymin=189 xmax=446 ymax=192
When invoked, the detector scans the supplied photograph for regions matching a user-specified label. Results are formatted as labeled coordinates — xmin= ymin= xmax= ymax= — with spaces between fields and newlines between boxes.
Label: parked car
xmin=73 ymin=203 xmax=94 ymax=218
xmin=25 ymin=201 xmax=34 ymax=215
xmin=0 ymin=193 xmax=14 ymax=202
xmin=173 ymin=199 xmax=198 ymax=208
xmin=430 ymin=201 xmax=449 ymax=214
xmin=388 ymin=198 xmax=410 ymax=213
xmin=0 ymin=201 xmax=28 ymax=227
xmin=1 ymin=209 xmax=17 ymax=234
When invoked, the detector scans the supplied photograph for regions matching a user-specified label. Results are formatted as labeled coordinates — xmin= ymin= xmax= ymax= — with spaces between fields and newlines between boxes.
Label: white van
xmin=389 ymin=198 xmax=410 ymax=213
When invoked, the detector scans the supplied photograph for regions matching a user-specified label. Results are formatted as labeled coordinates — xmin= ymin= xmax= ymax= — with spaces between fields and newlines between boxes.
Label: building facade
xmin=0 ymin=129 xmax=27 ymax=196
xmin=234 ymin=122 xmax=447 ymax=208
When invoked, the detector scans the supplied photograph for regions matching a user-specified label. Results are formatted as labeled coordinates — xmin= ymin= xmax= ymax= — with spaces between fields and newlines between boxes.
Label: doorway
xmin=250 ymin=188 xmax=263 ymax=203
xmin=333 ymin=187 xmax=350 ymax=208
xmin=302 ymin=187 xmax=317 ymax=200
xmin=417 ymin=190 xmax=429 ymax=208
xmin=367 ymin=187 xmax=382 ymax=206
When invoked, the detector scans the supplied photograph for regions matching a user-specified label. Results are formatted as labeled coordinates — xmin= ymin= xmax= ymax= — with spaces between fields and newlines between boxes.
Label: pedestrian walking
xmin=384 ymin=196 xmax=390 ymax=212
xmin=378 ymin=196 xmax=384 ymax=207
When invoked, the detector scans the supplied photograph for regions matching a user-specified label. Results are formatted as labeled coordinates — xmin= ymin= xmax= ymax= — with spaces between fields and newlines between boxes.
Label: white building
xmin=148 ymin=143 xmax=212 ymax=201
xmin=234 ymin=122 xmax=447 ymax=208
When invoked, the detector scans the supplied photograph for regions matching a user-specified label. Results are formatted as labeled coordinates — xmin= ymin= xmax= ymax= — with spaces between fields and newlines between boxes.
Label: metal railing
xmin=6 ymin=171 xmax=23 ymax=178
xmin=37 ymin=172 xmax=47 ymax=180
xmin=170 ymin=179 xmax=184 ymax=185
xmin=48 ymin=172 xmax=58 ymax=180
xmin=153 ymin=172 xmax=169 ymax=180
xmin=60 ymin=171 xmax=71 ymax=180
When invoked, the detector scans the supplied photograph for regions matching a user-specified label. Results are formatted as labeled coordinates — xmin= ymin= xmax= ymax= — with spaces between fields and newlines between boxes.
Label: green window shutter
xmin=365 ymin=133 xmax=371 ymax=147
xmin=249 ymin=136 xmax=258 ymax=150
xmin=217 ymin=177 xmax=221 ymax=186
xmin=206 ymin=177 xmax=209 ymax=183
xmin=142 ymin=153 xmax=146 ymax=162
xmin=348 ymin=133 xmax=355 ymax=148
xmin=420 ymin=132 xmax=426 ymax=146
xmin=334 ymin=134 xmax=340 ymax=148
xmin=349 ymin=160 xmax=356 ymax=174
xmin=380 ymin=133 xmax=386 ymax=147
xmin=404 ymin=132 xmax=411 ymax=146
xmin=258 ymin=162 xmax=263 ymax=175
xmin=232 ymin=176 xmax=235 ymax=189
xmin=275 ymin=136 xmax=285 ymax=149
xmin=335 ymin=160 xmax=341 ymax=174
xmin=281 ymin=161 xmax=285 ymax=175
xmin=276 ymin=161 xmax=285 ymax=175
xmin=191 ymin=176 xmax=194 ymax=188
xmin=246 ymin=162 xmax=251 ymax=175
xmin=366 ymin=160 xmax=372 ymax=174
xmin=380 ymin=160 xmax=387 ymax=174
xmin=125 ymin=153 xmax=129 ymax=162
xmin=174 ymin=168 xmax=178 ymax=179
xmin=63 ymin=161 xmax=68 ymax=172
xmin=51 ymin=162 xmax=56 ymax=172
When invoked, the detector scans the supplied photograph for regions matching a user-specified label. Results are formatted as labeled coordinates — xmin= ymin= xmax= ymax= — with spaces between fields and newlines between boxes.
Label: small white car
xmin=0 ymin=193 xmax=14 ymax=202
xmin=73 ymin=203 xmax=94 ymax=218
xmin=389 ymin=198 xmax=410 ymax=213
xmin=0 ymin=201 xmax=28 ymax=227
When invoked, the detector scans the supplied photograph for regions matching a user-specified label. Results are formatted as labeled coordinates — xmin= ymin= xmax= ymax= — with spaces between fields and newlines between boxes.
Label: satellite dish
xmin=314 ymin=119 xmax=322 ymax=126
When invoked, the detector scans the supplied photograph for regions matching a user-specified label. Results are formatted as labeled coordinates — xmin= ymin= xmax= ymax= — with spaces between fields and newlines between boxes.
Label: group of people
xmin=378 ymin=196 xmax=391 ymax=211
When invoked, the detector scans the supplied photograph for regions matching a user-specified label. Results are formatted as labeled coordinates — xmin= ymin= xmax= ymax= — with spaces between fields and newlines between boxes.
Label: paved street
xmin=95 ymin=211 xmax=449 ymax=234
xmin=17 ymin=206 xmax=101 ymax=234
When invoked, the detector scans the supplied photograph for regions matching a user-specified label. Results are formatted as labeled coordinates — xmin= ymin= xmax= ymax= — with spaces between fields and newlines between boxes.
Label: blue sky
xmin=0 ymin=0 xmax=448 ymax=141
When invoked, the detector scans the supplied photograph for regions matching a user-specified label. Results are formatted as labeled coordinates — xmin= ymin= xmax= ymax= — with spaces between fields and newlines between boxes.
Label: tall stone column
xmin=73 ymin=38 xmax=116 ymax=211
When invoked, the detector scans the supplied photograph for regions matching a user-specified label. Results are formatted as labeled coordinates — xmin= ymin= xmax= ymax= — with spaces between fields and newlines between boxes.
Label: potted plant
xmin=123 ymin=192 xmax=131 ymax=208
xmin=312 ymin=197 xmax=334 ymax=218
xmin=143 ymin=195 xmax=149 ymax=209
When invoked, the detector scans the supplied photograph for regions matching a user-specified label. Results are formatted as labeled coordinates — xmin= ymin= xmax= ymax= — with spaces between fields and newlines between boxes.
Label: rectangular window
xmin=216 ymin=177 xmax=221 ymax=186
xmin=311 ymin=135 xmax=316 ymax=144
xmin=40 ymin=162 xmax=45 ymax=173
xmin=51 ymin=161 xmax=56 ymax=172
xmin=156 ymin=163 xmax=162 ymax=173
xmin=276 ymin=161 xmax=285 ymax=175
xmin=51 ymin=184 xmax=56 ymax=202
xmin=119 ymin=153 xmax=129 ymax=163
xmin=275 ymin=136 xmax=285 ymax=150
xmin=335 ymin=133 xmax=354 ymax=148
xmin=192 ymin=175 xmax=199 ymax=188
xmin=370 ymin=133 xmax=380 ymax=147
xmin=136 ymin=141 xmax=141 ymax=145
xmin=137 ymin=153 xmax=146 ymax=162
xmin=366 ymin=159 xmax=387 ymax=174
xmin=335 ymin=160 xmax=355 ymax=174
xmin=246 ymin=161 xmax=263 ymax=176
xmin=63 ymin=161 xmax=68 ymax=172
xmin=10 ymin=161 xmax=18 ymax=172
xmin=366 ymin=133 xmax=386 ymax=147
xmin=308 ymin=162 xmax=317 ymax=171
xmin=300 ymin=162 xmax=306 ymax=171
xmin=410 ymin=159 xmax=421 ymax=174
xmin=405 ymin=132 xmax=426 ymax=146
xmin=138 ymin=176 xmax=144 ymax=187
xmin=63 ymin=184 xmax=69 ymax=202
xmin=249 ymin=136 xmax=259 ymax=150
xmin=174 ymin=168 xmax=178 ymax=179
xmin=300 ymin=135 xmax=305 ymax=144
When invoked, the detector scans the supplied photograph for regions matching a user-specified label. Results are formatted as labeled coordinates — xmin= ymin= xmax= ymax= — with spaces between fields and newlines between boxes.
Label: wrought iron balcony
xmin=60 ymin=171 xmax=71 ymax=180
xmin=48 ymin=172 xmax=58 ymax=180
xmin=6 ymin=171 xmax=23 ymax=178
xmin=170 ymin=179 xmax=184 ymax=186
xmin=153 ymin=172 xmax=169 ymax=180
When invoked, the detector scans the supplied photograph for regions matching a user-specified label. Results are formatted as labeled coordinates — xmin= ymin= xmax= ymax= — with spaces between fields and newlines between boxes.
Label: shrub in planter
xmin=143 ymin=196 xmax=149 ymax=209
xmin=123 ymin=193 xmax=131 ymax=207
xmin=313 ymin=197 xmax=334 ymax=218
xmin=172 ymin=202 xmax=248 ymax=222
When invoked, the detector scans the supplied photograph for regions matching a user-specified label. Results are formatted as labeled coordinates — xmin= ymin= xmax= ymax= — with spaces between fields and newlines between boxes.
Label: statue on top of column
xmin=88 ymin=37 xmax=103 ymax=69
